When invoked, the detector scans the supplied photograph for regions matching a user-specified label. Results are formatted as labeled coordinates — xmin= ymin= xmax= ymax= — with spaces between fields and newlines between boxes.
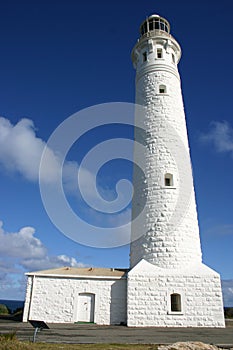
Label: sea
xmin=0 ymin=299 xmax=25 ymax=313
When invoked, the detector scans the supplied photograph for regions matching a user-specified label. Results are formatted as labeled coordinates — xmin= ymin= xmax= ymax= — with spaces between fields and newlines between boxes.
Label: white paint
xmin=23 ymin=274 xmax=127 ymax=325
xmin=127 ymin=260 xmax=225 ymax=327
xmin=77 ymin=293 xmax=95 ymax=323
xmin=128 ymin=15 xmax=225 ymax=327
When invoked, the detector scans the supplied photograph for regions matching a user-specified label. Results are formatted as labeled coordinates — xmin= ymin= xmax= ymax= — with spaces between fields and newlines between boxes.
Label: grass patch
xmin=0 ymin=337 xmax=159 ymax=350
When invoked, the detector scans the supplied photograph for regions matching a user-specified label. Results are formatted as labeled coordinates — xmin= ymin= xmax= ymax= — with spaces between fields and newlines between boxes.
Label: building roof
xmin=26 ymin=266 xmax=128 ymax=278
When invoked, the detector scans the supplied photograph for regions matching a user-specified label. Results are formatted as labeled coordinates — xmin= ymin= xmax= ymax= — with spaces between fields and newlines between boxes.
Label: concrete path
xmin=0 ymin=320 xmax=233 ymax=346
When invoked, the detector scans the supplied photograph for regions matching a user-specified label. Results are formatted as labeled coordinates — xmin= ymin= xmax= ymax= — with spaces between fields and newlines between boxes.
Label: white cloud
xmin=0 ymin=220 xmax=87 ymax=299
xmin=21 ymin=255 xmax=86 ymax=271
xmin=0 ymin=118 xmax=46 ymax=181
xmin=200 ymin=121 xmax=233 ymax=155
xmin=0 ymin=117 xmax=109 ymax=198
xmin=0 ymin=220 xmax=83 ymax=270
xmin=0 ymin=221 xmax=46 ymax=259
xmin=0 ymin=117 xmax=81 ymax=186
xmin=222 ymin=280 xmax=233 ymax=307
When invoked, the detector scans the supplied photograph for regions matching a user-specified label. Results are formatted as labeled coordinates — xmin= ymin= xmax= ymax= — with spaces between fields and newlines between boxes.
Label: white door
xmin=78 ymin=293 xmax=95 ymax=322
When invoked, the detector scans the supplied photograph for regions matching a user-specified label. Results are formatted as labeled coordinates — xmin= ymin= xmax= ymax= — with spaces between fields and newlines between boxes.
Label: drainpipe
xmin=28 ymin=274 xmax=35 ymax=321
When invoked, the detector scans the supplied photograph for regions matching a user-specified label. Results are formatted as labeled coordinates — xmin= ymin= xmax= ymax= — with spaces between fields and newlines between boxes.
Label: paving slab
xmin=0 ymin=320 xmax=233 ymax=346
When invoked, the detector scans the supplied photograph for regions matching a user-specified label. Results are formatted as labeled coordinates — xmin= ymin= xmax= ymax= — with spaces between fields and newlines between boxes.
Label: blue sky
xmin=0 ymin=0 xmax=233 ymax=305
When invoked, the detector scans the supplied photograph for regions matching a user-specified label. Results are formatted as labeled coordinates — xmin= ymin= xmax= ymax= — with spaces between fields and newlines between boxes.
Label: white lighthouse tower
xmin=127 ymin=14 xmax=225 ymax=327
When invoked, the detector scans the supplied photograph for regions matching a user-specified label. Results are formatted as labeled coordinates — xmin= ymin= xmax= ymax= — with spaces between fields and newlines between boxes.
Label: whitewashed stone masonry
xmin=23 ymin=271 xmax=127 ymax=325
xmin=128 ymin=14 xmax=225 ymax=327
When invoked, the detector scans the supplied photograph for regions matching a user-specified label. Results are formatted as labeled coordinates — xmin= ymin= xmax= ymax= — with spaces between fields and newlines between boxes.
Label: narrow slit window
xmin=143 ymin=51 xmax=147 ymax=62
xmin=157 ymin=48 xmax=163 ymax=58
xmin=159 ymin=84 xmax=167 ymax=94
xmin=172 ymin=53 xmax=175 ymax=63
xmin=165 ymin=173 xmax=173 ymax=186
xmin=171 ymin=293 xmax=181 ymax=312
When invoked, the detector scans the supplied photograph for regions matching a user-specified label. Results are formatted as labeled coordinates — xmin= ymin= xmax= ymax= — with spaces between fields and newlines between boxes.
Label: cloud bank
xmin=0 ymin=220 xmax=86 ymax=299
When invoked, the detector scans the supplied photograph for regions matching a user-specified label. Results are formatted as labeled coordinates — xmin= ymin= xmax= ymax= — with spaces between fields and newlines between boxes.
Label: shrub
xmin=0 ymin=332 xmax=16 ymax=340
xmin=0 ymin=304 xmax=10 ymax=315
xmin=224 ymin=307 xmax=233 ymax=318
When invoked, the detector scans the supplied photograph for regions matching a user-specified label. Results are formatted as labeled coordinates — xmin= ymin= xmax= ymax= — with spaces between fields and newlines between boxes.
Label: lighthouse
xmin=23 ymin=13 xmax=225 ymax=328
xmin=128 ymin=14 xmax=225 ymax=327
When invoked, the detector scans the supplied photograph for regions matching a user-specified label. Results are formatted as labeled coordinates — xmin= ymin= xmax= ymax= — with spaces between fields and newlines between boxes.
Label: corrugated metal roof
xmin=26 ymin=266 xmax=128 ymax=278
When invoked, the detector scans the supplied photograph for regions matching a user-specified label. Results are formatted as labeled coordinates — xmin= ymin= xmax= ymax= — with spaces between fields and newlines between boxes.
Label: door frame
xmin=74 ymin=292 xmax=95 ymax=323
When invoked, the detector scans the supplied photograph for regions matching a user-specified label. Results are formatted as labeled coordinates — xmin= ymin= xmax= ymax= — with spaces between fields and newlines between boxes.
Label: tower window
xmin=171 ymin=293 xmax=181 ymax=312
xmin=164 ymin=173 xmax=173 ymax=186
xmin=159 ymin=84 xmax=167 ymax=94
xmin=149 ymin=20 xmax=153 ymax=31
xmin=157 ymin=48 xmax=163 ymax=58
xmin=143 ymin=51 xmax=147 ymax=62
xmin=172 ymin=53 xmax=175 ymax=63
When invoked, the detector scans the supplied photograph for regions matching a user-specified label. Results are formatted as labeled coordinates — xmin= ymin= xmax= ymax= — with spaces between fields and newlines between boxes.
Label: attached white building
xmin=23 ymin=267 xmax=127 ymax=325
xmin=23 ymin=14 xmax=225 ymax=327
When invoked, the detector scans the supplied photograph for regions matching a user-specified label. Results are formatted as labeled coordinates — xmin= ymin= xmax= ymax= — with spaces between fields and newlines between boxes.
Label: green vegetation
xmin=0 ymin=337 xmax=159 ymax=350
xmin=224 ymin=307 xmax=233 ymax=319
xmin=0 ymin=304 xmax=10 ymax=315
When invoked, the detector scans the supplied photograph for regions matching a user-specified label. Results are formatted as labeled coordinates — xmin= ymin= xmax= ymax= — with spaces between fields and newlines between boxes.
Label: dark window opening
xmin=155 ymin=21 xmax=160 ymax=30
xmin=165 ymin=173 xmax=173 ymax=186
xmin=172 ymin=53 xmax=175 ymax=63
xmin=159 ymin=84 xmax=166 ymax=94
xmin=171 ymin=293 xmax=181 ymax=312
xmin=160 ymin=22 xmax=165 ymax=31
xmin=143 ymin=51 xmax=147 ymax=62
xmin=157 ymin=49 xmax=163 ymax=58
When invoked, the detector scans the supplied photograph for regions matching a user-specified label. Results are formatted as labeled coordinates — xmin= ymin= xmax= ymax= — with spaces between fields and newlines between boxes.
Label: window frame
xmin=157 ymin=48 xmax=163 ymax=59
xmin=171 ymin=293 xmax=182 ymax=312
xmin=163 ymin=173 xmax=175 ymax=189
xmin=167 ymin=291 xmax=184 ymax=315
xmin=159 ymin=84 xmax=167 ymax=94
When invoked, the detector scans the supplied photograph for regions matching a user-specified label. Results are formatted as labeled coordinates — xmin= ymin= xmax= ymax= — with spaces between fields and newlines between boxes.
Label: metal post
xmin=33 ymin=327 xmax=39 ymax=343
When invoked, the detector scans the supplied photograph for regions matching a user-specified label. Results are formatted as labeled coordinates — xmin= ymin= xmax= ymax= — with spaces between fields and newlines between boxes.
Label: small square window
xmin=159 ymin=84 xmax=166 ymax=94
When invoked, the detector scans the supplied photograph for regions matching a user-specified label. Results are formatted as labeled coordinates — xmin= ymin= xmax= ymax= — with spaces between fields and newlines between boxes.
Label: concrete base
xmin=127 ymin=259 xmax=225 ymax=327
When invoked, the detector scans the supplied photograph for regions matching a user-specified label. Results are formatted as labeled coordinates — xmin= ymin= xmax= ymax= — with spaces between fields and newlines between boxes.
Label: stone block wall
xmin=23 ymin=275 xmax=127 ymax=325
xmin=127 ymin=260 xmax=225 ymax=327
xmin=131 ymin=68 xmax=202 ymax=268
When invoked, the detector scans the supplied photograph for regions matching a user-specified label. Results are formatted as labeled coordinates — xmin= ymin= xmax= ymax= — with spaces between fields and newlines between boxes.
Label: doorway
xmin=77 ymin=293 xmax=95 ymax=323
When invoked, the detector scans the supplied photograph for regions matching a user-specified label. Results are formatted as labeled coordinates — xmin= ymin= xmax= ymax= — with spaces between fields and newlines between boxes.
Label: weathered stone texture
xmin=131 ymin=68 xmax=202 ymax=268
xmin=129 ymin=18 xmax=225 ymax=328
xmin=127 ymin=260 xmax=225 ymax=327
xmin=158 ymin=342 xmax=221 ymax=350
xmin=23 ymin=275 xmax=127 ymax=325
